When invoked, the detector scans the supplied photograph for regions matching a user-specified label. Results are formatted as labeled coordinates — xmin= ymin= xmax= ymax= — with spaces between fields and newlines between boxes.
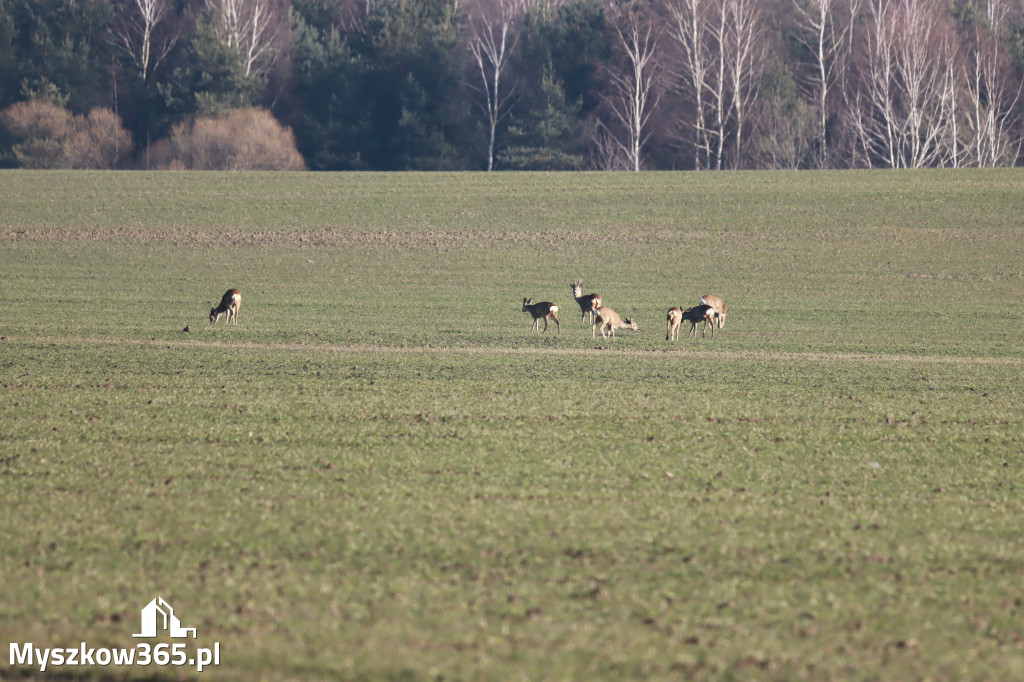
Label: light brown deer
xmin=592 ymin=306 xmax=638 ymax=339
xmin=210 ymin=289 xmax=241 ymax=325
xmin=522 ymin=298 xmax=560 ymax=334
xmin=666 ymin=307 xmax=682 ymax=341
xmin=571 ymin=280 xmax=601 ymax=324
xmin=699 ymin=294 xmax=727 ymax=329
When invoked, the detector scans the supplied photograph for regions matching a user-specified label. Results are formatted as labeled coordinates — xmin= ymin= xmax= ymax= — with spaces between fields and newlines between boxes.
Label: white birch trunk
xmin=468 ymin=2 xmax=518 ymax=172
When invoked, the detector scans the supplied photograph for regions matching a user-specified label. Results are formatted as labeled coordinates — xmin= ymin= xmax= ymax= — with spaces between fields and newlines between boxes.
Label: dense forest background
xmin=1 ymin=0 xmax=1022 ymax=171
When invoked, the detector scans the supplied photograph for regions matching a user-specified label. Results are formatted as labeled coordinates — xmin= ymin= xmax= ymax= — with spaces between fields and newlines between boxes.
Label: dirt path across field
xmin=5 ymin=335 xmax=1022 ymax=367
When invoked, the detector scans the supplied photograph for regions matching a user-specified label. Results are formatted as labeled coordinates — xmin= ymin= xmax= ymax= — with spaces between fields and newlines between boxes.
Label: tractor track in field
xmin=4 ymin=335 xmax=1022 ymax=367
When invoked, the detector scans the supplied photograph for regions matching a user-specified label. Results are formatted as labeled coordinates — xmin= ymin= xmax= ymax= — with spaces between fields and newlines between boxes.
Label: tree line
xmin=1 ymin=0 xmax=1022 ymax=171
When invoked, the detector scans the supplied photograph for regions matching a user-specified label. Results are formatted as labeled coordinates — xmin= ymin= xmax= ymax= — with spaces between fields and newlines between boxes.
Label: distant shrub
xmin=68 ymin=108 xmax=135 ymax=169
xmin=149 ymin=108 xmax=306 ymax=171
xmin=0 ymin=99 xmax=132 ymax=169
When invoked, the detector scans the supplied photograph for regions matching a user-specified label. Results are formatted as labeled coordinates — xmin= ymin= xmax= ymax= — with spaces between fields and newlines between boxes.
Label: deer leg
xmin=552 ymin=315 xmax=560 ymax=335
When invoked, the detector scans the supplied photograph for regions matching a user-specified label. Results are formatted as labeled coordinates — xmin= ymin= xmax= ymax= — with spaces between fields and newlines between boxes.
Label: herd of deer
xmin=209 ymin=283 xmax=725 ymax=342
xmin=522 ymin=281 xmax=727 ymax=341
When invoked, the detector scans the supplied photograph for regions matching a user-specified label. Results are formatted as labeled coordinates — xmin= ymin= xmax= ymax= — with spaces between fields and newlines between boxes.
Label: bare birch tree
xmin=964 ymin=0 xmax=1022 ymax=166
xmin=856 ymin=0 xmax=955 ymax=167
xmin=113 ymin=0 xmax=177 ymax=82
xmin=204 ymin=0 xmax=278 ymax=78
xmin=600 ymin=4 xmax=661 ymax=171
xmin=591 ymin=123 xmax=632 ymax=169
xmin=665 ymin=0 xmax=714 ymax=169
xmin=723 ymin=0 xmax=765 ymax=168
xmin=707 ymin=0 xmax=728 ymax=169
xmin=664 ymin=0 xmax=764 ymax=169
xmin=792 ymin=0 xmax=860 ymax=167
xmin=901 ymin=2 xmax=954 ymax=167
xmin=467 ymin=0 xmax=521 ymax=171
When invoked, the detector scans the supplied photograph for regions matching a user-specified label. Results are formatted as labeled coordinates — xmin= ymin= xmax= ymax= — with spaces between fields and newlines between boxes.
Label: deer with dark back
xmin=670 ymin=303 xmax=715 ymax=339
xmin=571 ymin=280 xmax=601 ymax=325
xmin=522 ymin=298 xmax=560 ymax=334
xmin=210 ymin=289 xmax=241 ymax=325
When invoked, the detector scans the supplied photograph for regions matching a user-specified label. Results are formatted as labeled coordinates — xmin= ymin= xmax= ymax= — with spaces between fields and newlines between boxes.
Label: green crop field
xmin=1 ymin=170 xmax=1022 ymax=681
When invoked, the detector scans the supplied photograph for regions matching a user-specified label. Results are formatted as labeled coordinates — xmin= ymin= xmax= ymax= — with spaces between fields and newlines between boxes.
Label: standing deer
xmin=571 ymin=280 xmax=602 ymax=324
xmin=699 ymin=294 xmax=727 ymax=329
xmin=210 ymin=289 xmax=241 ymax=325
xmin=522 ymin=298 xmax=560 ymax=334
xmin=666 ymin=307 xmax=682 ymax=341
xmin=592 ymin=306 xmax=639 ymax=339
xmin=675 ymin=303 xmax=715 ymax=339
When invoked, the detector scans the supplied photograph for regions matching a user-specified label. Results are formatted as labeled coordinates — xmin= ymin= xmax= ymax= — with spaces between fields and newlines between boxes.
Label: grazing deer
xmin=699 ymin=294 xmax=727 ymax=329
xmin=592 ymin=306 xmax=639 ymax=339
xmin=571 ymin=280 xmax=602 ymax=324
xmin=678 ymin=304 xmax=716 ymax=339
xmin=210 ymin=289 xmax=241 ymax=325
xmin=522 ymin=298 xmax=560 ymax=334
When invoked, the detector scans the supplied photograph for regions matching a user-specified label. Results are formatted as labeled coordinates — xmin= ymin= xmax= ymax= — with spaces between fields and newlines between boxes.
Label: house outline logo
xmin=133 ymin=597 xmax=197 ymax=639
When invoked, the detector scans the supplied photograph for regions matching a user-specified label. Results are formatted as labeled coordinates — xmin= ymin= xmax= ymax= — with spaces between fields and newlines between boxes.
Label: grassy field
xmin=1 ymin=169 xmax=1022 ymax=680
